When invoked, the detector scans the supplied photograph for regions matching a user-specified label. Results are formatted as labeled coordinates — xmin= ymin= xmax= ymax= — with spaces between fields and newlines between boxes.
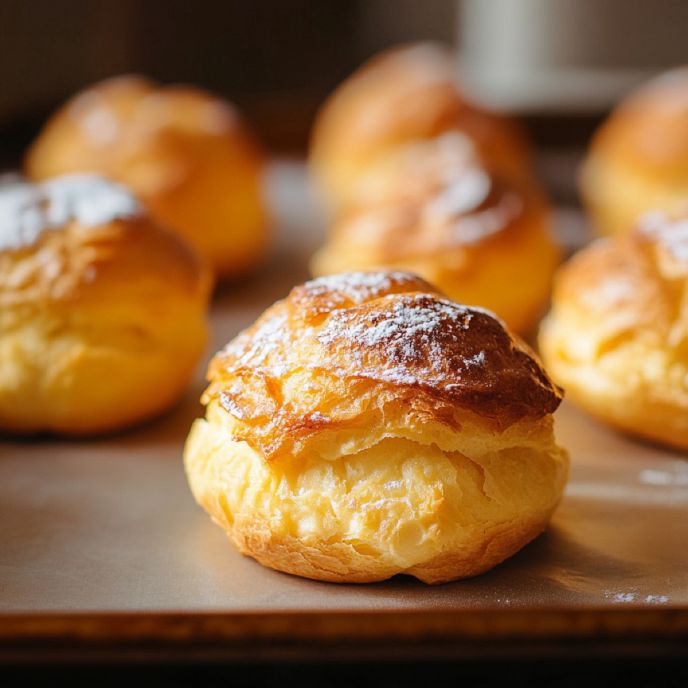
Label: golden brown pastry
xmin=311 ymin=133 xmax=560 ymax=335
xmin=309 ymin=42 xmax=532 ymax=210
xmin=0 ymin=174 xmax=211 ymax=435
xmin=539 ymin=209 xmax=688 ymax=449
xmin=25 ymin=75 xmax=268 ymax=278
xmin=184 ymin=271 xmax=569 ymax=584
xmin=581 ymin=68 xmax=688 ymax=236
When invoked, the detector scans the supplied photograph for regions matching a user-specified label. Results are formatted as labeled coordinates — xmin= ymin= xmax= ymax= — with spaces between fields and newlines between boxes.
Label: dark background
xmin=1 ymin=0 xmax=686 ymax=163
xmin=0 ymin=0 xmax=454 ymax=159
xmin=4 ymin=659 xmax=688 ymax=688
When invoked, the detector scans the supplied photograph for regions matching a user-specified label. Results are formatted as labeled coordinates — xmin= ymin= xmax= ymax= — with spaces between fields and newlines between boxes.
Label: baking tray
xmin=1 ymin=163 xmax=687 ymax=662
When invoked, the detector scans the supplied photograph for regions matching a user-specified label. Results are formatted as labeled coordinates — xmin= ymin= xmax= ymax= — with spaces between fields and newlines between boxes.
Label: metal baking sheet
xmin=0 ymin=164 xmax=687 ymax=660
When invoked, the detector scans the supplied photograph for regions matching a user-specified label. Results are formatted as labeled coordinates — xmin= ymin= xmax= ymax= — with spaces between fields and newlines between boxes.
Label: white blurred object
xmin=459 ymin=0 xmax=688 ymax=112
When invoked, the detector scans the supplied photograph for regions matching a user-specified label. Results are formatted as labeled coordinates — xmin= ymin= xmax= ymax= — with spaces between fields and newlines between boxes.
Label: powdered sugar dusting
xmin=0 ymin=184 xmax=43 ymax=250
xmin=223 ymin=288 xmax=495 ymax=391
xmin=41 ymin=175 xmax=141 ymax=228
xmin=347 ymin=132 xmax=523 ymax=252
xmin=318 ymin=293 xmax=488 ymax=386
xmin=0 ymin=174 xmax=141 ymax=251
xmin=423 ymin=167 xmax=491 ymax=222
xmin=447 ymin=193 xmax=523 ymax=245
xmin=464 ymin=350 xmax=486 ymax=367
xmin=319 ymin=294 xmax=471 ymax=350
xmin=302 ymin=271 xmax=423 ymax=305
xmin=638 ymin=210 xmax=688 ymax=261
xmin=219 ymin=272 xmax=435 ymax=380
xmin=595 ymin=276 xmax=637 ymax=303
xmin=394 ymin=132 xmax=479 ymax=186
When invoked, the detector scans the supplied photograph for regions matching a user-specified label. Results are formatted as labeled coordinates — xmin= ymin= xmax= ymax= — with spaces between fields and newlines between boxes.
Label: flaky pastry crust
xmin=540 ymin=210 xmax=688 ymax=448
xmin=185 ymin=271 xmax=568 ymax=584
xmin=25 ymin=75 xmax=268 ymax=278
xmin=581 ymin=68 xmax=688 ymax=235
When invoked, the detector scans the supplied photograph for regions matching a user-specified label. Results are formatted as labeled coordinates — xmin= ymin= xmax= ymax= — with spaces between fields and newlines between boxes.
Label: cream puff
xmin=311 ymin=133 xmax=560 ymax=335
xmin=581 ymin=67 xmax=688 ymax=236
xmin=0 ymin=174 xmax=210 ymax=435
xmin=25 ymin=75 xmax=268 ymax=278
xmin=185 ymin=271 xmax=568 ymax=584
xmin=539 ymin=209 xmax=688 ymax=449
xmin=309 ymin=42 xmax=532 ymax=210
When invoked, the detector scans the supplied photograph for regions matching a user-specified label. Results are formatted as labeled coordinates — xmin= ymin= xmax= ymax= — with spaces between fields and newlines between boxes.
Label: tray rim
xmin=1 ymin=607 xmax=687 ymax=663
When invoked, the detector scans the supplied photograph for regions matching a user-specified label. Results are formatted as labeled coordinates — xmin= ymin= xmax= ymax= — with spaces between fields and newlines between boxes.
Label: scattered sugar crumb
xmin=645 ymin=594 xmax=670 ymax=604
xmin=607 ymin=591 xmax=636 ymax=603
xmin=605 ymin=591 xmax=670 ymax=605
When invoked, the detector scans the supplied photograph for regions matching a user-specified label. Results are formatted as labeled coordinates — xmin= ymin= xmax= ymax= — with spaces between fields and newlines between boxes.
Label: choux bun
xmin=25 ymin=75 xmax=268 ymax=278
xmin=311 ymin=133 xmax=560 ymax=335
xmin=539 ymin=209 xmax=688 ymax=449
xmin=309 ymin=42 xmax=532 ymax=210
xmin=185 ymin=271 xmax=568 ymax=584
xmin=581 ymin=68 xmax=688 ymax=236
xmin=0 ymin=174 xmax=211 ymax=435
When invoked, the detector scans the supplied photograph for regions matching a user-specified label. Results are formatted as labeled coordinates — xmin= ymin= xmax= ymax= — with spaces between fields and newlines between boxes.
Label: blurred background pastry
xmin=311 ymin=132 xmax=560 ymax=334
xmin=185 ymin=271 xmax=568 ymax=584
xmin=0 ymin=174 xmax=210 ymax=435
xmin=539 ymin=209 xmax=688 ymax=449
xmin=25 ymin=76 xmax=268 ymax=279
xmin=309 ymin=42 xmax=532 ymax=212
xmin=581 ymin=68 xmax=688 ymax=236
